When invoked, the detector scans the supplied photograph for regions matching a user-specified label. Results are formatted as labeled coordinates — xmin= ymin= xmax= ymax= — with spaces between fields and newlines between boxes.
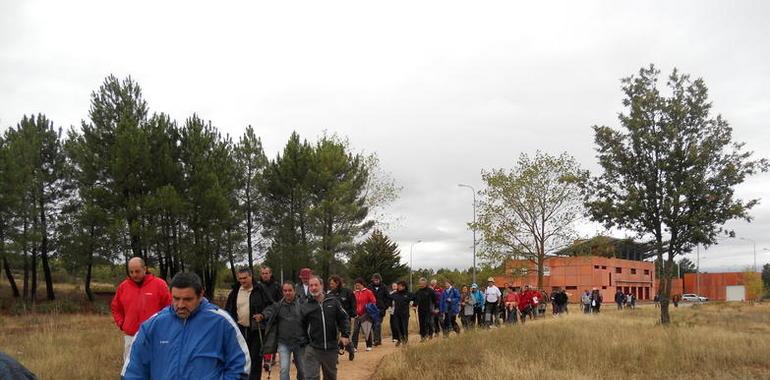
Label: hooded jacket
xmin=301 ymin=295 xmax=350 ymax=351
xmin=111 ymin=273 xmax=171 ymax=336
xmin=439 ymin=286 xmax=461 ymax=315
xmin=353 ymin=287 xmax=377 ymax=316
xmin=121 ymin=298 xmax=250 ymax=380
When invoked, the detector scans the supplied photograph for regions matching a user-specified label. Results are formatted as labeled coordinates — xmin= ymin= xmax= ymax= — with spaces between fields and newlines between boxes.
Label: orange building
xmin=494 ymin=256 xmax=683 ymax=303
xmin=683 ymin=272 xmax=749 ymax=301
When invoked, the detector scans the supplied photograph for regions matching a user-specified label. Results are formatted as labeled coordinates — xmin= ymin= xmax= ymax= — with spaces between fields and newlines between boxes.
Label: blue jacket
xmin=471 ymin=290 xmax=485 ymax=311
xmin=121 ymin=298 xmax=250 ymax=380
xmin=439 ymin=286 xmax=461 ymax=315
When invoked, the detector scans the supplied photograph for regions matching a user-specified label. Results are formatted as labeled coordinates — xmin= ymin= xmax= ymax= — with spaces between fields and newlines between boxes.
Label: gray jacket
xmin=262 ymin=298 xmax=306 ymax=354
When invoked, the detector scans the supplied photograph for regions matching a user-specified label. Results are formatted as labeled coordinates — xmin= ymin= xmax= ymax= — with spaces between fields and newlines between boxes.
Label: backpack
xmin=365 ymin=303 xmax=382 ymax=325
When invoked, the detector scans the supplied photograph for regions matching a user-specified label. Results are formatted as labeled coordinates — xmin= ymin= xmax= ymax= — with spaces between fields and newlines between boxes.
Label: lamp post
xmin=738 ymin=237 xmax=757 ymax=272
xmin=409 ymin=240 xmax=422 ymax=291
xmin=458 ymin=184 xmax=477 ymax=285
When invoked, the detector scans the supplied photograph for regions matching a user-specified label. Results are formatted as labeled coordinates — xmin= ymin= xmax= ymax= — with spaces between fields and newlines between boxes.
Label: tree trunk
xmin=3 ymin=255 xmax=20 ymax=298
xmin=246 ymin=188 xmax=254 ymax=272
xmin=31 ymin=242 xmax=38 ymax=304
xmin=537 ymin=257 xmax=545 ymax=289
xmin=22 ymin=218 xmax=29 ymax=301
xmin=83 ymin=223 xmax=96 ymax=302
xmin=39 ymin=195 xmax=55 ymax=300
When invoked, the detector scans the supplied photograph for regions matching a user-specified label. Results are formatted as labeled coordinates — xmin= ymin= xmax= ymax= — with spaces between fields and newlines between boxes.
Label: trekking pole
xmin=256 ymin=322 xmax=272 ymax=380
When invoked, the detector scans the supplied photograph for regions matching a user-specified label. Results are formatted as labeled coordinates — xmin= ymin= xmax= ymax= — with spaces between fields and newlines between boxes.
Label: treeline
xmin=0 ymin=75 xmax=398 ymax=302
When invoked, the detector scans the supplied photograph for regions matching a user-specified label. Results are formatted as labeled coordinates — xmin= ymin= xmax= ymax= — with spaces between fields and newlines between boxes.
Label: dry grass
xmin=375 ymin=303 xmax=770 ymax=380
xmin=0 ymin=313 xmax=122 ymax=380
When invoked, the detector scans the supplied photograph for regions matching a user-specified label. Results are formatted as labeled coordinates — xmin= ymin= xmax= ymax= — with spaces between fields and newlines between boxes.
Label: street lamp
xmin=409 ymin=240 xmax=422 ymax=290
xmin=458 ymin=184 xmax=477 ymax=285
xmin=737 ymin=237 xmax=757 ymax=272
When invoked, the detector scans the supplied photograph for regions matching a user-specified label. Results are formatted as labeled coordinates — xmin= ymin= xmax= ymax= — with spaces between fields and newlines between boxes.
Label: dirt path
xmin=260 ymin=334 xmax=417 ymax=380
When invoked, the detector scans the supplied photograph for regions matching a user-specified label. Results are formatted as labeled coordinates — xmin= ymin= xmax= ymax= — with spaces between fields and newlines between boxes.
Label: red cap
xmin=299 ymin=268 xmax=312 ymax=280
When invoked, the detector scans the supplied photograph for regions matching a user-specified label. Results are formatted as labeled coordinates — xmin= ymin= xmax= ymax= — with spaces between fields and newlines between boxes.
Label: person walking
xmin=258 ymin=266 xmax=282 ymax=305
xmin=615 ymin=289 xmax=624 ymax=310
xmin=518 ymin=285 xmax=537 ymax=323
xmin=483 ymin=277 xmax=501 ymax=327
xmin=257 ymin=281 xmax=306 ymax=380
xmin=430 ymin=279 xmax=444 ymax=338
xmin=111 ymin=257 xmax=171 ymax=364
xmin=328 ymin=275 xmax=356 ymax=322
xmin=390 ymin=281 xmax=413 ymax=346
xmin=581 ymin=290 xmax=592 ymax=314
xmin=439 ymin=280 xmax=461 ymax=336
xmin=388 ymin=282 xmax=399 ymax=343
xmin=122 ymin=272 xmax=250 ymax=380
xmin=301 ymin=276 xmax=351 ymax=380
xmin=459 ymin=285 xmax=476 ymax=329
xmin=368 ymin=273 xmax=390 ymax=346
xmin=224 ymin=268 xmax=271 ymax=380
xmin=296 ymin=268 xmax=313 ymax=303
xmin=504 ymin=286 xmax=520 ymax=323
xmin=351 ymin=278 xmax=377 ymax=351
xmin=591 ymin=289 xmax=603 ymax=313
xmin=470 ymin=283 xmax=484 ymax=327
xmin=413 ymin=277 xmax=436 ymax=342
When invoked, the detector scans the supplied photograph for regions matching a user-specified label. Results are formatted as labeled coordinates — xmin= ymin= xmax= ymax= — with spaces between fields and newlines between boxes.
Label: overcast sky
xmin=2 ymin=1 xmax=768 ymax=273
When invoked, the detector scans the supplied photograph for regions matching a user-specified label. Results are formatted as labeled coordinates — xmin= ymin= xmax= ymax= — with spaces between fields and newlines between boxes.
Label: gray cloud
xmin=1 ymin=1 xmax=768 ymax=271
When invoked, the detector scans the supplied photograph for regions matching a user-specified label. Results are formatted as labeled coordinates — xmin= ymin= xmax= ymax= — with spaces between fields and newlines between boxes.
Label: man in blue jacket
xmin=121 ymin=272 xmax=250 ymax=380
xmin=439 ymin=279 xmax=461 ymax=337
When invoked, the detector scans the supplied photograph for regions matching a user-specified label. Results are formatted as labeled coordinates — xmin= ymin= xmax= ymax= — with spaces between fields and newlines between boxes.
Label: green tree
xmin=349 ymin=230 xmax=408 ymax=287
xmin=581 ymin=65 xmax=768 ymax=324
xmin=261 ymin=132 xmax=314 ymax=282
xmin=475 ymin=151 xmax=583 ymax=288
xmin=235 ymin=125 xmax=268 ymax=272
xmin=0 ymin=134 xmax=21 ymax=297
xmin=87 ymin=75 xmax=150 ymax=261
xmin=308 ymin=135 xmax=373 ymax=280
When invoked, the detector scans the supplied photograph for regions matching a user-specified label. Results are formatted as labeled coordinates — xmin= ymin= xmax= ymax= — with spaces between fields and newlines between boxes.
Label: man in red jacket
xmin=110 ymin=257 xmax=171 ymax=363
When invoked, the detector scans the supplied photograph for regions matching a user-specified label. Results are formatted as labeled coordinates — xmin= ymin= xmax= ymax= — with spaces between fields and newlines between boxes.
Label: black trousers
xmin=443 ymin=313 xmax=460 ymax=335
xmin=417 ymin=310 xmax=432 ymax=338
xmin=239 ymin=325 xmax=262 ymax=380
xmin=393 ymin=313 xmax=410 ymax=342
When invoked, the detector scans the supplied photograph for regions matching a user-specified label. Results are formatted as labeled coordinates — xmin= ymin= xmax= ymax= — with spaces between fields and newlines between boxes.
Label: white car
xmin=681 ymin=294 xmax=708 ymax=302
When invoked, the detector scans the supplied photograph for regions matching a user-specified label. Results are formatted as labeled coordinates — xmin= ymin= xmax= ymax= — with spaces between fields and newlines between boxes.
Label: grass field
xmin=374 ymin=303 xmax=770 ymax=380
xmin=2 ymin=300 xmax=769 ymax=379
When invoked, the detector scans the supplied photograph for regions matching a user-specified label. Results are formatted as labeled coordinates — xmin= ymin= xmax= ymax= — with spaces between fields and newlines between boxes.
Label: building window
xmin=644 ymin=269 xmax=650 ymax=275
xmin=615 ymin=267 xmax=622 ymax=274
xmin=594 ymin=265 xmax=599 ymax=269
xmin=631 ymin=269 xmax=637 ymax=275
xmin=601 ymin=286 xmax=607 ymax=289
xmin=566 ymin=286 xmax=577 ymax=290
xmin=601 ymin=266 xmax=607 ymax=270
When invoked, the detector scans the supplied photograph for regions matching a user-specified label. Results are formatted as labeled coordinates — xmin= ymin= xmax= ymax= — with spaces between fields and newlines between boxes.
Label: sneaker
xmin=354 ymin=348 xmax=358 ymax=352
xmin=365 ymin=347 xmax=372 ymax=352
xmin=392 ymin=339 xmax=397 ymax=343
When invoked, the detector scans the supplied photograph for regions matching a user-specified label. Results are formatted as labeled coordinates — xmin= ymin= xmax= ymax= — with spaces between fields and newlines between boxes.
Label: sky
xmin=1 ymin=1 xmax=768 ymax=273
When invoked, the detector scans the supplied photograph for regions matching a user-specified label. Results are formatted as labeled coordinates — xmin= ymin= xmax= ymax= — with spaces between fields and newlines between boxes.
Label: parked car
xmin=682 ymin=294 xmax=708 ymax=302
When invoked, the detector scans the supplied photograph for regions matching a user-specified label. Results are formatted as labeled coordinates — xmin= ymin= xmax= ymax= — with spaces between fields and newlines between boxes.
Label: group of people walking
xmin=111 ymin=258 xmax=617 ymax=380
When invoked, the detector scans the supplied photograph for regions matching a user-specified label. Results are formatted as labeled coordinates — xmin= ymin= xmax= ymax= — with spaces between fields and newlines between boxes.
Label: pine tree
xmin=349 ymin=230 xmax=408 ymax=286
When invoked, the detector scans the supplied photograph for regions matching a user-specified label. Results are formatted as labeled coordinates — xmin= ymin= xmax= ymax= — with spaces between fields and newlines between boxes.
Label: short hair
xmin=418 ymin=277 xmax=427 ymax=283
xmin=282 ymin=280 xmax=295 ymax=288
xmin=308 ymin=275 xmax=324 ymax=287
xmin=260 ymin=266 xmax=272 ymax=272
xmin=397 ymin=280 xmax=407 ymax=288
xmin=329 ymin=275 xmax=343 ymax=287
xmin=170 ymin=272 xmax=203 ymax=296
xmin=237 ymin=268 xmax=253 ymax=276
xmin=371 ymin=273 xmax=382 ymax=281
xmin=355 ymin=278 xmax=366 ymax=286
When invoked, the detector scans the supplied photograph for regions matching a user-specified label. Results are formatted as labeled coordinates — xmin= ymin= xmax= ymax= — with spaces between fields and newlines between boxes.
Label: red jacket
xmin=354 ymin=288 xmax=377 ymax=316
xmin=110 ymin=274 xmax=171 ymax=336
xmin=518 ymin=290 xmax=537 ymax=311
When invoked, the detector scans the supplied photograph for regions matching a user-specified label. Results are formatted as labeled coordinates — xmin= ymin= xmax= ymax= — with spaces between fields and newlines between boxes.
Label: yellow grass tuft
xmin=375 ymin=304 xmax=770 ymax=380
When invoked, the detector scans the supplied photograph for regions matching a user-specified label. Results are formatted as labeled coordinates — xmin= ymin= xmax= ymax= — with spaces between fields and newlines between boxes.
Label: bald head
xmin=128 ymin=257 xmax=147 ymax=283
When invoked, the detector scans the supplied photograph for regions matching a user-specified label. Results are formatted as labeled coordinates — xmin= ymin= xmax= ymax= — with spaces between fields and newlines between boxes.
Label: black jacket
xmin=368 ymin=283 xmax=390 ymax=312
xmin=258 ymin=277 xmax=282 ymax=305
xmin=328 ymin=287 xmax=356 ymax=318
xmin=301 ymin=295 xmax=350 ymax=351
xmin=413 ymin=287 xmax=436 ymax=313
xmin=262 ymin=297 xmax=306 ymax=354
xmin=224 ymin=281 xmax=271 ymax=332
xmin=390 ymin=290 xmax=413 ymax=316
